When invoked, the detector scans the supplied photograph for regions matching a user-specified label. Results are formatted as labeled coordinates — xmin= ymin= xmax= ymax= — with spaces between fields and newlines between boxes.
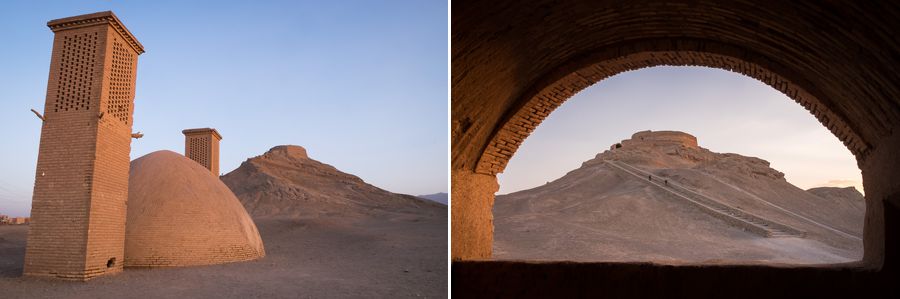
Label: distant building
xmin=0 ymin=214 xmax=9 ymax=224
xmin=12 ymin=217 xmax=28 ymax=225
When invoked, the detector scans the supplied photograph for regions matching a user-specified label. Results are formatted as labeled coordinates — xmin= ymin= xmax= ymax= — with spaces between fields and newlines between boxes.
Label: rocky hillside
xmin=807 ymin=186 xmax=865 ymax=202
xmin=807 ymin=186 xmax=866 ymax=215
xmin=494 ymin=130 xmax=865 ymax=264
xmin=221 ymin=145 xmax=444 ymax=218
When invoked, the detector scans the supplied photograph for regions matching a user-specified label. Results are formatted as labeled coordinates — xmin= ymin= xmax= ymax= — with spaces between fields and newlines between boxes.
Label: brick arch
xmin=452 ymin=2 xmax=900 ymax=291
xmin=451 ymin=1 xmax=900 ymax=174
xmin=474 ymin=40 xmax=870 ymax=175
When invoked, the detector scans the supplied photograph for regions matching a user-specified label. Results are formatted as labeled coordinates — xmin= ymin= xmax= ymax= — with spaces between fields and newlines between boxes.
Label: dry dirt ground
xmin=493 ymin=190 xmax=858 ymax=264
xmin=0 ymin=211 xmax=446 ymax=298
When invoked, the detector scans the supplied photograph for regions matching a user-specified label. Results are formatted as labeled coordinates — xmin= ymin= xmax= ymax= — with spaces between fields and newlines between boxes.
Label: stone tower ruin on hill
xmin=25 ymin=11 xmax=144 ymax=280
xmin=183 ymin=128 xmax=222 ymax=176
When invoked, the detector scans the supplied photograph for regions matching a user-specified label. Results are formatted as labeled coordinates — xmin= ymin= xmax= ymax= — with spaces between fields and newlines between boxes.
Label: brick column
xmin=25 ymin=11 xmax=144 ymax=280
xmin=452 ymin=169 xmax=499 ymax=260
xmin=182 ymin=128 xmax=223 ymax=176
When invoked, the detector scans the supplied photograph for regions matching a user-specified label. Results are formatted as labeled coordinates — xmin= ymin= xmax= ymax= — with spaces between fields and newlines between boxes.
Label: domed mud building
xmin=125 ymin=150 xmax=265 ymax=267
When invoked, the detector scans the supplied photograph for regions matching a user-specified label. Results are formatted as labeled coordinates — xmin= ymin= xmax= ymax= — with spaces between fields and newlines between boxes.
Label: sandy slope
xmin=222 ymin=145 xmax=444 ymax=218
xmin=494 ymin=131 xmax=864 ymax=264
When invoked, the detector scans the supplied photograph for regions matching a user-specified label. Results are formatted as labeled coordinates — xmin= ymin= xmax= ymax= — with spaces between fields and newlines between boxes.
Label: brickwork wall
xmin=24 ymin=11 xmax=143 ymax=280
xmin=452 ymin=1 xmax=900 ymax=176
xmin=451 ymin=170 xmax=498 ymax=260
xmin=621 ymin=130 xmax=699 ymax=148
xmin=125 ymin=151 xmax=265 ymax=267
xmin=211 ymin=133 xmax=220 ymax=176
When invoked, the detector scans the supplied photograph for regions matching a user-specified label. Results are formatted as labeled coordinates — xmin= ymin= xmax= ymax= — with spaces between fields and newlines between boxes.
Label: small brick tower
xmin=24 ymin=11 xmax=143 ymax=280
xmin=183 ymin=128 xmax=222 ymax=176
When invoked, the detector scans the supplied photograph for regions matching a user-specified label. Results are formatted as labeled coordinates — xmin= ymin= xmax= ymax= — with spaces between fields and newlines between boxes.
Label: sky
xmin=498 ymin=66 xmax=864 ymax=195
xmin=0 ymin=0 xmax=448 ymax=217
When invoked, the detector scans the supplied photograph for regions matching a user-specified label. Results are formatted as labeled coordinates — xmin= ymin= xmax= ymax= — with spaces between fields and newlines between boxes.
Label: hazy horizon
xmin=497 ymin=66 xmax=863 ymax=195
xmin=0 ymin=0 xmax=447 ymax=217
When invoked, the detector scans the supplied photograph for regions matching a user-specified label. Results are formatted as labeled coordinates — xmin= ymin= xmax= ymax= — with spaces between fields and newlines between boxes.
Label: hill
xmin=419 ymin=193 xmax=448 ymax=205
xmin=493 ymin=130 xmax=864 ymax=264
xmin=221 ymin=145 xmax=444 ymax=219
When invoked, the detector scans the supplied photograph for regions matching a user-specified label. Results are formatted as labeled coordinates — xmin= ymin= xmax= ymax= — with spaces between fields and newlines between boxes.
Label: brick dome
xmin=125 ymin=150 xmax=265 ymax=267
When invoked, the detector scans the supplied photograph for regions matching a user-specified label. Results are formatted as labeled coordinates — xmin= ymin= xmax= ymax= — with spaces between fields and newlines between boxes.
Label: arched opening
xmin=452 ymin=1 xmax=900 ymax=295
xmin=492 ymin=66 xmax=865 ymax=264
xmin=454 ymin=46 xmax=880 ymax=262
xmin=473 ymin=47 xmax=868 ymax=176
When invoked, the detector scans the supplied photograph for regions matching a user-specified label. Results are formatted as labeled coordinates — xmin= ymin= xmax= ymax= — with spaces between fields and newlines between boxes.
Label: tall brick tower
xmin=183 ymin=128 xmax=223 ymax=176
xmin=25 ymin=11 xmax=144 ymax=280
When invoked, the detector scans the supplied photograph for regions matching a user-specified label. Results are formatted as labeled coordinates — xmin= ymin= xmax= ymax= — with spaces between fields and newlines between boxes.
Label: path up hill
xmin=494 ymin=130 xmax=864 ymax=264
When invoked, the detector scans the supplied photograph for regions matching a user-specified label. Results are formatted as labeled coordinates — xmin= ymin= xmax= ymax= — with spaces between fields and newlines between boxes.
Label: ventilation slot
xmin=107 ymin=38 xmax=135 ymax=124
xmin=189 ymin=136 xmax=210 ymax=168
xmin=54 ymin=32 xmax=98 ymax=113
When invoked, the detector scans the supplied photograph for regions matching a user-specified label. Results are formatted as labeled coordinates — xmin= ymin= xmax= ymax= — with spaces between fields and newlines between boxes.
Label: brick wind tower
xmin=183 ymin=128 xmax=222 ymax=176
xmin=25 ymin=11 xmax=144 ymax=280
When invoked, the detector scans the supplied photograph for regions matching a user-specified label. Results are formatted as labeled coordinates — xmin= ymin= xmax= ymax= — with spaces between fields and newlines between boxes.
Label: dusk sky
xmin=0 ymin=0 xmax=447 ymax=217
xmin=499 ymin=66 xmax=863 ymax=195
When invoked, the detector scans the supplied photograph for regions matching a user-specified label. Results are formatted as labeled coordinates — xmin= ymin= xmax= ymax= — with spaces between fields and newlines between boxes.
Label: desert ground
xmin=1 ymin=144 xmax=446 ymax=298
xmin=0 ymin=211 xmax=446 ymax=298
xmin=493 ymin=188 xmax=858 ymax=264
